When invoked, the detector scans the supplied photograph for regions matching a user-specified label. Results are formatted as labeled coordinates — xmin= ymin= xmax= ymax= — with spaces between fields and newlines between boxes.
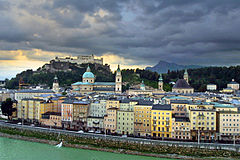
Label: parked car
xmin=95 ymin=130 xmax=101 ymax=134
xmin=122 ymin=135 xmax=127 ymax=138
xmin=17 ymin=122 xmax=21 ymax=125
xmin=77 ymin=130 xmax=84 ymax=133
xmin=88 ymin=130 xmax=94 ymax=133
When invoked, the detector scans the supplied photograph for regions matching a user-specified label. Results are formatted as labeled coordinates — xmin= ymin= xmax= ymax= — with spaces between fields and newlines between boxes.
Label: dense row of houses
xmin=16 ymin=96 xmax=240 ymax=141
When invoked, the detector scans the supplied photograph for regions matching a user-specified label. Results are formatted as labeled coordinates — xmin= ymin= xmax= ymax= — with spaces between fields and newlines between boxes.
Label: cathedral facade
xmin=72 ymin=65 xmax=122 ymax=94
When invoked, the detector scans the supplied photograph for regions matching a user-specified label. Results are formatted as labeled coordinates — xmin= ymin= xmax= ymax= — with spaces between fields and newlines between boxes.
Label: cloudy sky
xmin=1 ymin=0 xmax=240 ymax=79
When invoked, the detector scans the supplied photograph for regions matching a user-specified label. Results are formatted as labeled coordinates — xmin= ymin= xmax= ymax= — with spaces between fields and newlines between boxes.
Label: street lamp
xmin=198 ymin=127 xmax=200 ymax=144
xmin=22 ymin=106 xmax=25 ymax=127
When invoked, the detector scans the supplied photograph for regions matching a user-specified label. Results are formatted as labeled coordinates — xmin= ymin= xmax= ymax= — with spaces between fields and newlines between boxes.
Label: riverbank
xmin=0 ymin=126 xmax=239 ymax=160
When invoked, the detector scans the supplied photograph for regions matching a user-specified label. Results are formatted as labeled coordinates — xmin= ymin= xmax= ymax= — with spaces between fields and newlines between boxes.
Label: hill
xmin=146 ymin=60 xmax=203 ymax=73
xmin=5 ymin=60 xmax=240 ymax=92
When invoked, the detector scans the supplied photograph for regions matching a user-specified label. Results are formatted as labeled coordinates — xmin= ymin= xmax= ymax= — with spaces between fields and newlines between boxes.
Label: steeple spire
xmin=86 ymin=65 xmax=91 ymax=72
xmin=117 ymin=64 xmax=120 ymax=72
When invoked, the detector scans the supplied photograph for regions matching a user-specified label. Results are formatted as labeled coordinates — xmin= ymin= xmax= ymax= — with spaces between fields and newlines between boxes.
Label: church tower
xmin=52 ymin=75 xmax=60 ymax=93
xmin=140 ymin=80 xmax=146 ymax=90
xmin=115 ymin=65 xmax=122 ymax=93
xmin=158 ymin=74 xmax=164 ymax=91
xmin=184 ymin=69 xmax=189 ymax=83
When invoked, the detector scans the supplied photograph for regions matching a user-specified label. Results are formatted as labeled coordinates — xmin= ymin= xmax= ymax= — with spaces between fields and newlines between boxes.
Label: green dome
xmin=140 ymin=80 xmax=145 ymax=87
xmin=83 ymin=72 xmax=94 ymax=78
xmin=83 ymin=65 xmax=94 ymax=78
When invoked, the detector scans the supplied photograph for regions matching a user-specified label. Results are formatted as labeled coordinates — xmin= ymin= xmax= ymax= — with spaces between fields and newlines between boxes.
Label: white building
xmin=207 ymin=84 xmax=217 ymax=91
xmin=15 ymin=89 xmax=54 ymax=102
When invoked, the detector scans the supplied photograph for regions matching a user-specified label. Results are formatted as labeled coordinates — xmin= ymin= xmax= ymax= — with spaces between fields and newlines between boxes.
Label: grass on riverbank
xmin=0 ymin=126 xmax=239 ymax=159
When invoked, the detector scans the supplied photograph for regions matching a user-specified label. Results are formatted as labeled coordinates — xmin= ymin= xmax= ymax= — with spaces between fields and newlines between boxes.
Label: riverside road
xmin=0 ymin=120 xmax=239 ymax=152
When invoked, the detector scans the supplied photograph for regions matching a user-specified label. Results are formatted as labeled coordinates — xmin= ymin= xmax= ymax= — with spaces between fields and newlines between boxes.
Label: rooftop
xmin=16 ymin=89 xmax=54 ymax=93
xmin=172 ymin=79 xmax=193 ymax=89
xmin=152 ymin=104 xmax=171 ymax=110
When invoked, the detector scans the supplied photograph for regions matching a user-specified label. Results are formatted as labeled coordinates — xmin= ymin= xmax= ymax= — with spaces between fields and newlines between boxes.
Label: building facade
xmin=134 ymin=103 xmax=153 ymax=137
xmin=227 ymin=79 xmax=239 ymax=90
xmin=172 ymin=117 xmax=191 ymax=140
xmin=151 ymin=104 xmax=172 ymax=139
xmin=190 ymin=109 xmax=216 ymax=141
xmin=217 ymin=111 xmax=240 ymax=139
xmin=104 ymin=100 xmax=120 ymax=134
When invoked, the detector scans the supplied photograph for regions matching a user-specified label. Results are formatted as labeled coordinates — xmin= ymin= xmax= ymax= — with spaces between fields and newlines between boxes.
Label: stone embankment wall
xmin=0 ymin=122 xmax=240 ymax=159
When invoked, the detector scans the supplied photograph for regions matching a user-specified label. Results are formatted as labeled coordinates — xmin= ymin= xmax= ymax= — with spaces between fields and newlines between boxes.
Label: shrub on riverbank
xmin=0 ymin=126 xmax=239 ymax=159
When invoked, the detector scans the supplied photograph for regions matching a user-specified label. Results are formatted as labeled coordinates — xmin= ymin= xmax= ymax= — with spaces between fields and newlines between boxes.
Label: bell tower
xmin=184 ymin=69 xmax=189 ymax=83
xmin=52 ymin=75 xmax=60 ymax=93
xmin=158 ymin=74 xmax=164 ymax=91
xmin=115 ymin=65 xmax=122 ymax=93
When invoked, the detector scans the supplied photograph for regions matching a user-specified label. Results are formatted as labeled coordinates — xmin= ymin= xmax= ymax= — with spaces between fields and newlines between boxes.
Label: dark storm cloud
xmin=1 ymin=0 xmax=240 ymax=66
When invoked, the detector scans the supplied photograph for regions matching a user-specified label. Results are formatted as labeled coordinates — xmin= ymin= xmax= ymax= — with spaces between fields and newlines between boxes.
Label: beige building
xmin=104 ymin=100 xmax=120 ymax=133
xmin=227 ymin=79 xmax=239 ymax=90
xmin=134 ymin=102 xmax=153 ymax=137
xmin=217 ymin=111 xmax=240 ymax=139
xmin=172 ymin=117 xmax=191 ymax=140
xmin=40 ymin=112 xmax=61 ymax=128
xmin=117 ymin=110 xmax=134 ymax=135
xmin=72 ymin=101 xmax=90 ymax=130
xmin=190 ymin=109 xmax=216 ymax=141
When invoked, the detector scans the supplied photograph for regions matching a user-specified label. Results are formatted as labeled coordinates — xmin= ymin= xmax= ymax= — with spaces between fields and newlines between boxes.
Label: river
xmin=0 ymin=137 xmax=177 ymax=160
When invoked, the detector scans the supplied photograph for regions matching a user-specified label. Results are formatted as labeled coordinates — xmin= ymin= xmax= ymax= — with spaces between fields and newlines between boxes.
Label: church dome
xmin=83 ymin=72 xmax=95 ymax=78
xmin=82 ymin=65 xmax=95 ymax=78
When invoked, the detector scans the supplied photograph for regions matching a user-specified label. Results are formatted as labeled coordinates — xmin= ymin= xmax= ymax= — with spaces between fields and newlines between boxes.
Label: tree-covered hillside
xmin=5 ymin=62 xmax=240 ymax=92
xmin=6 ymin=63 xmax=115 ymax=89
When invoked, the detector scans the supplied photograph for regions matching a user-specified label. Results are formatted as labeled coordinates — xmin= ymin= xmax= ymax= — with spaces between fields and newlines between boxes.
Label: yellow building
xmin=17 ymin=98 xmax=54 ymax=122
xmin=151 ymin=104 xmax=172 ymax=138
xmin=134 ymin=101 xmax=153 ymax=137
xmin=189 ymin=109 xmax=216 ymax=141
xmin=104 ymin=100 xmax=120 ymax=133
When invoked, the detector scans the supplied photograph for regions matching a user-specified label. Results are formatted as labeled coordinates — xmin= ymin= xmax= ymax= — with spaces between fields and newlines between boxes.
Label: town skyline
xmin=2 ymin=1 xmax=240 ymax=79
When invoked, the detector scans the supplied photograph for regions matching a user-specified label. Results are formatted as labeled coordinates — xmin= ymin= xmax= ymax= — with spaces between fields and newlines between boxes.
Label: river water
xmin=0 ymin=137 xmax=176 ymax=160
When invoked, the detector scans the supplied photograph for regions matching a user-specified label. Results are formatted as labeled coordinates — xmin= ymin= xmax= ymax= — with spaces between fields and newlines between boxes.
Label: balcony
xmin=134 ymin=121 xmax=142 ymax=124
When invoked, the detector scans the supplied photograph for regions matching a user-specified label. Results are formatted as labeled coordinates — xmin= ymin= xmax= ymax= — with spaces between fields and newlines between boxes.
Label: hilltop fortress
xmin=42 ymin=54 xmax=105 ymax=73
xmin=55 ymin=54 xmax=103 ymax=65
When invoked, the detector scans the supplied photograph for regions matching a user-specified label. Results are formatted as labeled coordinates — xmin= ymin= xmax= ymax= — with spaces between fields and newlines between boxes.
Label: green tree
xmin=1 ymin=98 xmax=16 ymax=120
